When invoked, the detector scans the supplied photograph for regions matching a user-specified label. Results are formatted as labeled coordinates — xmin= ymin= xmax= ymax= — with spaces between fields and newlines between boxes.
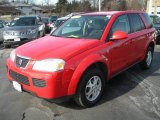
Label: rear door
xmin=128 ymin=13 xmax=148 ymax=62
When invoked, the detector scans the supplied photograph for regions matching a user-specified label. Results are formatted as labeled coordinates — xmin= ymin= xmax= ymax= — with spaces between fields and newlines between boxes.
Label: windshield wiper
xmin=66 ymin=35 xmax=80 ymax=39
xmin=51 ymin=34 xmax=62 ymax=37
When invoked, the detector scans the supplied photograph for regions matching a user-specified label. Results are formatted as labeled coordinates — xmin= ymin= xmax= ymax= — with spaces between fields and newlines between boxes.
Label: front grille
xmin=15 ymin=56 xmax=29 ymax=68
xmin=6 ymin=31 xmax=30 ymax=36
xmin=32 ymin=78 xmax=46 ymax=88
xmin=9 ymin=70 xmax=30 ymax=86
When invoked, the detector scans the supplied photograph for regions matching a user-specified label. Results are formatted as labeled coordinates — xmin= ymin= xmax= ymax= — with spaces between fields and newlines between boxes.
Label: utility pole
xmin=154 ymin=0 xmax=157 ymax=15
xmin=98 ymin=0 xmax=101 ymax=11
xmin=148 ymin=0 xmax=152 ymax=14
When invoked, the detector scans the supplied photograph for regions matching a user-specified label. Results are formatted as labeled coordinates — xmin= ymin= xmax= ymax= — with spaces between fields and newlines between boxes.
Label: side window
xmin=129 ymin=14 xmax=145 ymax=32
xmin=110 ymin=15 xmax=130 ymax=36
xmin=0 ymin=23 xmax=4 ymax=28
xmin=141 ymin=13 xmax=153 ymax=28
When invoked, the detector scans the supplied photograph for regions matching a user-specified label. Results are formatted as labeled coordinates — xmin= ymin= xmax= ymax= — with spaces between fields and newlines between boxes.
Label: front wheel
xmin=3 ymin=43 xmax=11 ymax=48
xmin=140 ymin=46 xmax=153 ymax=69
xmin=74 ymin=68 xmax=105 ymax=107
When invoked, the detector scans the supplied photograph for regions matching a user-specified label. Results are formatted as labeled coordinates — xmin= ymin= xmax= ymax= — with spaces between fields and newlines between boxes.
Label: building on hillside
xmin=15 ymin=3 xmax=32 ymax=15
xmin=10 ymin=2 xmax=43 ymax=15
xmin=32 ymin=6 xmax=43 ymax=15
xmin=0 ymin=6 xmax=20 ymax=16
xmin=147 ymin=0 xmax=160 ymax=16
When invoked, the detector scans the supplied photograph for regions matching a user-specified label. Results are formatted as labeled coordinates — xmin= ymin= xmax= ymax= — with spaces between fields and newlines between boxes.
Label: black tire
xmin=42 ymin=30 xmax=45 ymax=37
xmin=74 ymin=68 xmax=105 ymax=107
xmin=140 ymin=46 xmax=153 ymax=69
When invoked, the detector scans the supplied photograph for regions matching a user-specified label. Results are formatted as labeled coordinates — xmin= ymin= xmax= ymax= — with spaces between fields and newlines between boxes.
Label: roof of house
xmin=0 ymin=6 xmax=20 ymax=13
xmin=32 ymin=6 xmax=43 ymax=11
xmin=15 ymin=3 xmax=31 ymax=7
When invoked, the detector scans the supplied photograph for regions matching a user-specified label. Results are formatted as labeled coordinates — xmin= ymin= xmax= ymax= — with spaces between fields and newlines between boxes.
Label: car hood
xmin=16 ymin=36 xmax=100 ymax=60
xmin=5 ymin=26 xmax=37 ymax=31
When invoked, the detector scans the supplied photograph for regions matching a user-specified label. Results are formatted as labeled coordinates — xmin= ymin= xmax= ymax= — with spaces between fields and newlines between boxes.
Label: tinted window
xmin=54 ymin=19 xmax=66 ymax=27
xmin=150 ymin=15 xmax=160 ymax=24
xmin=129 ymin=14 xmax=145 ymax=32
xmin=50 ymin=16 xmax=58 ymax=22
xmin=42 ymin=18 xmax=49 ymax=23
xmin=142 ymin=13 xmax=153 ymax=28
xmin=110 ymin=15 xmax=130 ymax=35
xmin=0 ymin=23 xmax=3 ymax=28
xmin=10 ymin=17 xmax=36 ymax=26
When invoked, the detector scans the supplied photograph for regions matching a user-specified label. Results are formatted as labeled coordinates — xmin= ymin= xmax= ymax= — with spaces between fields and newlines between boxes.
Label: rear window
xmin=129 ymin=13 xmax=145 ymax=32
xmin=42 ymin=18 xmax=49 ymax=23
xmin=142 ymin=13 xmax=153 ymax=28
xmin=10 ymin=17 xmax=36 ymax=26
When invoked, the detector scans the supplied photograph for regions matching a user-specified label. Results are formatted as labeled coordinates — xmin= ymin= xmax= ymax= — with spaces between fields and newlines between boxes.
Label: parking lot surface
xmin=0 ymin=45 xmax=160 ymax=120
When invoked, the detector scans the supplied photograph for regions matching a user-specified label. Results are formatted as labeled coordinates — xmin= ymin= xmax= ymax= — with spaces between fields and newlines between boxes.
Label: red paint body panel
xmin=6 ymin=11 xmax=156 ymax=99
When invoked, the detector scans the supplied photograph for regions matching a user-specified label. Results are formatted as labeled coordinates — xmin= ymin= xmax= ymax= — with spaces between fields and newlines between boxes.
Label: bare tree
xmin=44 ymin=0 xmax=51 ymax=6
xmin=102 ymin=0 xmax=146 ymax=11
xmin=43 ymin=0 xmax=54 ymax=15
xmin=0 ymin=0 xmax=9 ymax=3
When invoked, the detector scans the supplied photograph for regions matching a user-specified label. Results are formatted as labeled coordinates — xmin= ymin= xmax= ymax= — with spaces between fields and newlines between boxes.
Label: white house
xmin=10 ymin=2 xmax=43 ymax=15
xmin=147 ymin=0 xmax=160 ymax=16
xmin=15 ymin=3 xmax=32 ymax=15
xmin=32 ymin=6 xmax=43 ymax=15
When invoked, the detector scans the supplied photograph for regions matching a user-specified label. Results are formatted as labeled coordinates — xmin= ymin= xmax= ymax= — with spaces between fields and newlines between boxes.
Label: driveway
xmin=0 ymin=45 xmax=160 ymax=120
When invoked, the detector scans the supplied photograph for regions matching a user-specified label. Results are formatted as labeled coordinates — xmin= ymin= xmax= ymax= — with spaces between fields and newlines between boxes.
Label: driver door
xmin=109 ymin=15 xmax=133 ymax=75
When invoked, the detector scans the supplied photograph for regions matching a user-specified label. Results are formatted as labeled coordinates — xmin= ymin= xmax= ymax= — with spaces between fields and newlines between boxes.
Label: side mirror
xmin=110 ymin=31 xmax=128 ymax=41
xmin=6 ymin=22 xmax=10 ymax=26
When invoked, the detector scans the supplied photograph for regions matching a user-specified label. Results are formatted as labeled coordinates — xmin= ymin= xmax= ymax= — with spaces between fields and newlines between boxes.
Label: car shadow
xmin=55 ymin=50 xmax=160 ymax=109
xmin=56 ymin=71 xmax=137 ymax=110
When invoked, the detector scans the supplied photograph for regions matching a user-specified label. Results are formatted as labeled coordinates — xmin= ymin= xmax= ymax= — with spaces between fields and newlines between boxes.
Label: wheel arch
xmin=67 ymin=54 xmax=110 ymax=95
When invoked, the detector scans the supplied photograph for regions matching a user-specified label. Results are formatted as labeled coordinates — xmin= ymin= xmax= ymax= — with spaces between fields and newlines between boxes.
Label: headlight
xmin=38 ymin=25 xmax=44 ymax=31
xmin=32 ymin=59 xmax=65 ymax=72
xmin=10 ymin=49 xmax=16 ymax=62
xmin=3 ymin=31 xmax=10 ymax=35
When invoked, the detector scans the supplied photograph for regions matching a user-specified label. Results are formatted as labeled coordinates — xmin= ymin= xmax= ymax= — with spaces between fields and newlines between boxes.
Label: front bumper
xmin=3 ymin=34 xmax=38 ymax=45
xmin=6 ymin=59 xmax=68 ymax=99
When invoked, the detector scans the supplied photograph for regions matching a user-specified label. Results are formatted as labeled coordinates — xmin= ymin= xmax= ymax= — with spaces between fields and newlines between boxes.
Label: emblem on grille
xmin=18 ymin=59 xmax=23 ymax=66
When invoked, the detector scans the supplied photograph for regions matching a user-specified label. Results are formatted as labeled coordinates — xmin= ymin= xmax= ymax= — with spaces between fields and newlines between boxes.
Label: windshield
xmin=150 ymin=16 xmax=160 ymax=24
xmin=51 ymin=16 xmax=58 ymax=21
xmin=54 ymin=19 xmax=66 ymax=27
xmin=52 ymin=15 xmax=111 ymax=39
xmin=10 ymin=17 xmax=36 ymax=26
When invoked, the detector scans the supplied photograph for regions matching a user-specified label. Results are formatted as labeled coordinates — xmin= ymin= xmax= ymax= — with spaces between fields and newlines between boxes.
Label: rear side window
xmin=142 ymin=13 xmax=153 ymax=28
xmin=110 ymin=15 xmax=130 ymax=35
xmin=129 ymin=14 xmax=145 ymax=33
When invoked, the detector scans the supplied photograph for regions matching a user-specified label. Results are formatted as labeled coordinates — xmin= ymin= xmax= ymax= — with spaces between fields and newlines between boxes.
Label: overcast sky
xmin=34 ymin=0 xmax=74 ymax=5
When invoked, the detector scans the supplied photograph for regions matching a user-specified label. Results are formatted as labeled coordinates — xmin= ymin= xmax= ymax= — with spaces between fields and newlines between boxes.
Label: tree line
xmin=54 ymin=0 xmax=147 ymax=16
xmin=0 ymin=0 xmax=147 ymax=16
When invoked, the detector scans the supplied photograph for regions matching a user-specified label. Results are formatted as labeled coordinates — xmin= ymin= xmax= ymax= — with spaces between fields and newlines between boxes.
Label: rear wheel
xmin=74 ymin=68 xmax=105 ymax=107
xmin=140 ymin=46 xmax=153 ymax=69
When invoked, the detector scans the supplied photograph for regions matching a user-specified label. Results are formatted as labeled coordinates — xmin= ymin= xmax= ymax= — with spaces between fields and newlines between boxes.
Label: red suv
xmin=6 ymin=11 xmax=155 ymax=107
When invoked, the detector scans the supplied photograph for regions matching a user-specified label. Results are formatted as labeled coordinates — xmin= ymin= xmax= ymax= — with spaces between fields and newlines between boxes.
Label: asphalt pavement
xmin=0 ymin=44 xmax=160 ymax=120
